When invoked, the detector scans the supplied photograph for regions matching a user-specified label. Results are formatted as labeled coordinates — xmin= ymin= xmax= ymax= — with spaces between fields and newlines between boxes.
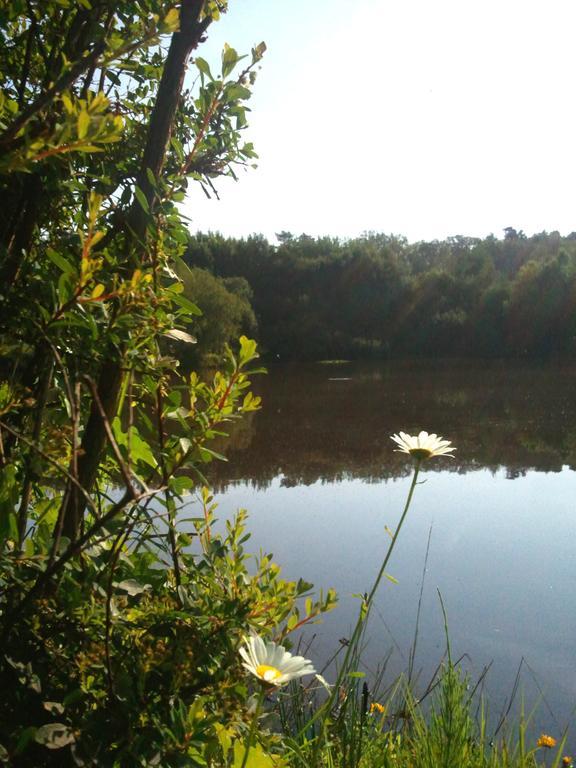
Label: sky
xmin=182 ymin=0 xmax=576 ymax=243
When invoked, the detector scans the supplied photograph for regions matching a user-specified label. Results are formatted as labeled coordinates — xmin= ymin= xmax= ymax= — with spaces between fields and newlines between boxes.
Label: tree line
xmin=181 ymin=227 xmax=576 ymax=361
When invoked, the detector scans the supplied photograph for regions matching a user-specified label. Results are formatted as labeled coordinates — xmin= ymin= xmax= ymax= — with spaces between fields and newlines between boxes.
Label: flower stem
xmin=365 ymin=460 xmax=421 ymax=611
xmin=307 ymin=460 xmax=422 ymax=763
xmin=337 ymin=460 xmax=421 ymax=682
xmin=240 ymin=686 xmax=265 ymax=768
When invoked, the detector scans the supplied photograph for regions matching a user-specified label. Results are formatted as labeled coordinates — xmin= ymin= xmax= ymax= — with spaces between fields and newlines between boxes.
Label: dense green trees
xmin=184 ymin=230 xmax=576 ymax=360
xmin=176 ymin=263 xmax=256 ymax=364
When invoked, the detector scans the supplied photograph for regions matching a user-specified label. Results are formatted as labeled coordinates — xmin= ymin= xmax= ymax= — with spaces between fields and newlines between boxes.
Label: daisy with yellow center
xmin=239 ymin=633 xmax=316 ymax=686
xmin=391 ymin=431 xmax=456 ymax=461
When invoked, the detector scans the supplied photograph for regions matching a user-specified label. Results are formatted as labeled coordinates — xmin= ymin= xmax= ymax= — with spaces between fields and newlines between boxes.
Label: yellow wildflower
xmin=370 ymin=702 xmax=386 ymax=715
xmin=562 ymin=757 xmax=573 ymax=767
xmin=536 ymin=734 xmax=556 ymax=749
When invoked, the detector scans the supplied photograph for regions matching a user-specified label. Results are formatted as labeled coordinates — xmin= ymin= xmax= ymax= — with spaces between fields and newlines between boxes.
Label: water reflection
xmin=207 ymin=359 xmax=576 ymax=488
xmin=196 ymin=360 xmax=576 ymax=745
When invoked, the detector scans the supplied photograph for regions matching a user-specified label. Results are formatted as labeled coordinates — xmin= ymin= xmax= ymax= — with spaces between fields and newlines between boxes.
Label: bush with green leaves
xmin=0 ymin=2 xmax=337 ymax=765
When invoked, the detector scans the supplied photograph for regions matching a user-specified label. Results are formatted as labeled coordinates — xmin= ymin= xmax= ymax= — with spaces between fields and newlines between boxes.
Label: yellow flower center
xmin=256 ymin=664 xmax=282 ymax=683
xmin=409 ymin=447 xmax=433 ymax=460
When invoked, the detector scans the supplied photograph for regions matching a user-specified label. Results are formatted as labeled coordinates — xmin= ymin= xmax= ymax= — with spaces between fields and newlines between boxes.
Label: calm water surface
xmin=191 ymin=360 xmax=576 ymax=741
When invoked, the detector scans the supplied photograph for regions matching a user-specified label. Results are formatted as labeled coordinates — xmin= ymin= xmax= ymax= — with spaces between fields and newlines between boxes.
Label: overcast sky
xmin=182 ymin=0 xmax=576 ymax=243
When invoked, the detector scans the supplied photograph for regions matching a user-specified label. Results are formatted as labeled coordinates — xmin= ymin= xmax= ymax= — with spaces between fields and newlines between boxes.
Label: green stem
xmin=364 ymin=460 xmax=421 ymax=610
xmin=308 ymin=460 xmax=422 ymax=763
xmin=241 ymin=686 xmax=265 ymax=768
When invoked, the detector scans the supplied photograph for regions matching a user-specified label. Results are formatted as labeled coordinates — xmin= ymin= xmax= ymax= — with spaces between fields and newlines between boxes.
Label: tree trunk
xmin=60 ymin=0 xmax=211 ymax=541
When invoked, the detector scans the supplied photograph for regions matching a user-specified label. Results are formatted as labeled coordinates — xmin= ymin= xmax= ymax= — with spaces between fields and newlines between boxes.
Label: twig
xmin=0 ymin=419 xmax=97 ymax=514
xmin=155 ymin=384 xmax=182 ymax=591
xmin=0 ymin=41 xmax=106 ymax=148
xmin=3 ymin=485 xmax=165 ymax=632
xmin=81 ymin=375 xmax=139 ymax=498
xmin=104 ymin=510 xmax=140 ymax=698
xmin=16 ymin=357 xmax=55 ymax=548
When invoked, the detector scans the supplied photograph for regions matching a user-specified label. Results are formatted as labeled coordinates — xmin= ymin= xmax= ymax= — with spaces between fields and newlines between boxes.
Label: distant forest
xmin=179 ymin=228 xmax=576 ymax=361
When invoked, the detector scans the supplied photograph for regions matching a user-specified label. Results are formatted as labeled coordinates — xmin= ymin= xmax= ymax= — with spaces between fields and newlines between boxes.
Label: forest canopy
xmin=183 ymin=228 xmax=576 ymax=360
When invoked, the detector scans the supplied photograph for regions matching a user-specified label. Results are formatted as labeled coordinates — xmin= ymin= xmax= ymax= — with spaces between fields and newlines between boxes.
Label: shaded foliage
xmin=0 ymin=2 xmax=335 ymax=765
xmin=183 ymin=230 xmax=576 ymax=360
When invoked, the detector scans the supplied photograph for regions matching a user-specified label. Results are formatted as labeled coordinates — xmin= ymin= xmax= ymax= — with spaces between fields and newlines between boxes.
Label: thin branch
xmin=16 ymin=357 xmax=55 ymax=549
xmin=3 ymin=485 xmax=166 ymax=632
xmin=18 ymin=7 xmax=35 ymax=108
xmin=0 ymin=419 xmax=97 ymax=514
xmin=81 ymin=375 xmax=139 ymax=499
xmin=1 ymin=22 xmax=161 ymax=152
xmin=104 ymin=511 xmax=139 ymax=698
xmin=155 ymin=384 xmax=182 ymax=591
xmin=0 ymin=41 xmax=106 ymax=148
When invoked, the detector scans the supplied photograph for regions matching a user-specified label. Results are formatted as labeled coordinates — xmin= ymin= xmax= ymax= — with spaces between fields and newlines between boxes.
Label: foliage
xmin=0 ymin=2 xmax=335 ymax=765
xmin=0 ymin=488 xmax=333 ymax=766
xmin=176 ymin=262 xmax=257 ymax=365
xmin=183 ymin=230 xmax=576 ymax=360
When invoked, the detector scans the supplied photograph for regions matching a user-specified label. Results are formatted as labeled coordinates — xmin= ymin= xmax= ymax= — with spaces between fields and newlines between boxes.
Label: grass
xmin=270 ymin=662 xmax=571 ymax=768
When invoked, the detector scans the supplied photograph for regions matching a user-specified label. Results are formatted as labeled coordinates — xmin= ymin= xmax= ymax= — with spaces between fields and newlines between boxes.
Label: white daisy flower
xmin=239 ymin=634 xmax=316 ymax=686
xmin=391 ymin=430 xmax=456 ymax=460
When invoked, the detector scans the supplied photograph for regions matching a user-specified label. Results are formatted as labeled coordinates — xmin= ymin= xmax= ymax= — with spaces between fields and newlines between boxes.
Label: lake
xmin=193 ymin=359 xmax=576 ymax=743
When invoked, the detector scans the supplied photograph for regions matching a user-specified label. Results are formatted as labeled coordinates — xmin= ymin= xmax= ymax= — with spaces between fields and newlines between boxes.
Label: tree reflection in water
xmin=206 ymin=359 xmax=576 ymax=491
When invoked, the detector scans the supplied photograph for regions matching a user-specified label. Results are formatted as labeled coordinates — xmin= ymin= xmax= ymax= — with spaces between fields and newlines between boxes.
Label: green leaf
xmin=61 ymin=93 xmax=74 ymax=113
xmin=286 ymin=612 xmax=299 ymax=630
xmin=145 ymin=167 xmax=158 ymax=189
xmin=238 ymin=335 xmax=258 ymax=365
xmin=170 ymin=291 xmax=202 ymax=316
xmin=195 ymin=57 xmax=213 ymax=80
xmin=233 ymin=741 xmax=277 ymax=768
xmin=0 ymin=465 xmax=19 ymax=546
xmin=199 ymin=446 xmax=228 ymax=462
xmin=15 ymin=727 xmax=37 ymax=755
xmin=112 ymin=418 xmax=156 ymax=468
xmin=170 ymin=136 xmax=184 ymax=162
xmin=77 ymin=109 xmax=90 ymax=139
xmin=129 ymin=429 xmax=157 ymax=469
xmin=57 ymin=272 xmax=73 ymax=305
xmin=169 ymin=475 xmax=194 ymax=495
xmin=221 ymin=44 xmax=241 ymax=78
xmin=160 ymin=7 xmax=180 ymax=33
xmin=384 ymin=572 xmax=399 ymax=584
xmin=133 ymin=186 xmax=149 ymax=214
xmin=46 ymin=248 xmax=76 ymax=276
xmin=226 ymin=84 xmax=252 ymax=101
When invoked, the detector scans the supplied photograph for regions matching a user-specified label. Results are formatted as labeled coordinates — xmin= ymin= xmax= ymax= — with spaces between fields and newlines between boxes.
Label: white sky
xmin=183 ymin=0 xmax=576 ymax=243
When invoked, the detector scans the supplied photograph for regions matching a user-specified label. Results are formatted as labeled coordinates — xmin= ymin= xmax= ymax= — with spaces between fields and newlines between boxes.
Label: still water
xmin=197 ymin=360 xmax=576 ymax=740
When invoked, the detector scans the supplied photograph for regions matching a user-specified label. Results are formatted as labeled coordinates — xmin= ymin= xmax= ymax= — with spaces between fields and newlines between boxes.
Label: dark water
xmin=193 ymin=360 xmax=576 ymax=743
